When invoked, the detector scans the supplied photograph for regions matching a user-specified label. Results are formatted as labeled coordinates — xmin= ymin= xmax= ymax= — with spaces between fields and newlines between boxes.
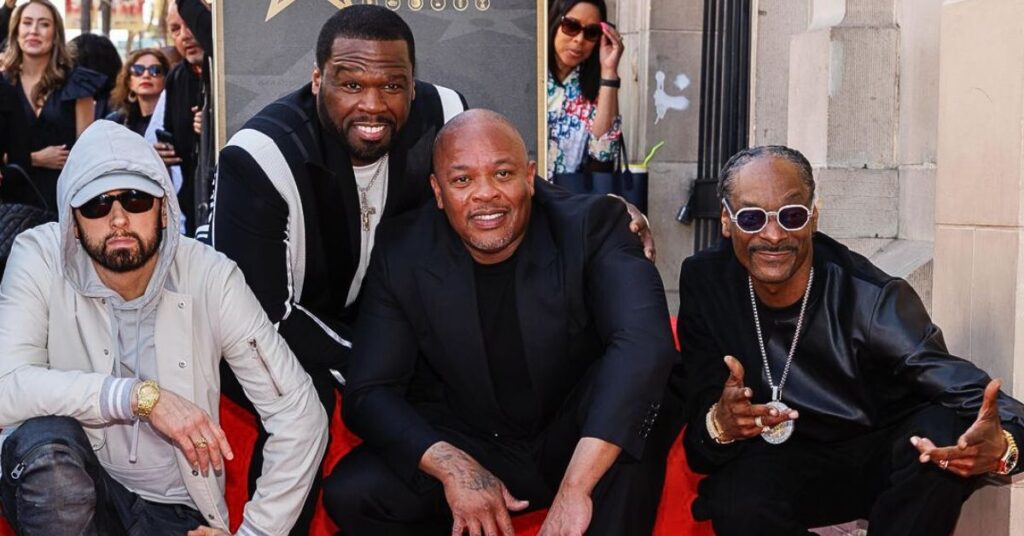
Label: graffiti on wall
xmin=654 ymin=70 xmax=690 ymax=124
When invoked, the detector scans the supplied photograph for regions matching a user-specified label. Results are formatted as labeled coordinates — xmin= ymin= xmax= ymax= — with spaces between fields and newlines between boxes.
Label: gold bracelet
xmin=996 ymin=429 xmax=1018 ymax=475
xmin=706 ymin=403 xmax=734 ymax=445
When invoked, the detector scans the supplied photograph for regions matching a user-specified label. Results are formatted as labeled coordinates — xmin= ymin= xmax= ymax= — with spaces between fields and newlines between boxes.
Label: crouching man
xmin=324 ymin=110 xmax=680 ymax=536
xmin=0 ymin=121 xmax=328 ymax=536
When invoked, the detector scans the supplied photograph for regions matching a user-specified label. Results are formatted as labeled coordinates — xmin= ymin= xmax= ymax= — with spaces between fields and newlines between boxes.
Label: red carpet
xmin=0 ymin=394 xmax=711 ymax=536
xmin=0 ymin=320 xmax=712 ymax=535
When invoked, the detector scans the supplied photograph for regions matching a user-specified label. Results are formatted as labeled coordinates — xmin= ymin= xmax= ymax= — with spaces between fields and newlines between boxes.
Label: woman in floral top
xmin=546 ymin=0 xmax=623 ymax=180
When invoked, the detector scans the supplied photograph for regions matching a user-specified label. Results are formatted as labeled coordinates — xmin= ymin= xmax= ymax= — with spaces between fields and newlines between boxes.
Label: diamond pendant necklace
xmin=358 ymin=155 xmax=388 ymax=232
xmin=748 ymin=267 xmax=814 ymax=445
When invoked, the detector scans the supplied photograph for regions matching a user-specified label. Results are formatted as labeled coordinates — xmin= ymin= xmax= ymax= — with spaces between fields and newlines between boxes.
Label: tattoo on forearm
xmin=429 ymin=443 xmax=501 ymax=491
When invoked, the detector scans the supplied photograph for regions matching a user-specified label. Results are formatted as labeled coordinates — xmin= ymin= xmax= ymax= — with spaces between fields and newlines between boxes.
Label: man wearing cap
xmin=0 ymin=120 xmax=328 ymax=535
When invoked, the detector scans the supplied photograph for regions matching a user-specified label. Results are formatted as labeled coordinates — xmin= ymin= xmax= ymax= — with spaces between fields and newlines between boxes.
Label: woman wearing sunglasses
xmin=0 ymin=0 xmax=103 ymax=210
xmin=546 ymin=0 xmax=623 ymax=180
xmin=107 ymin=49 xmax=170 ymax=137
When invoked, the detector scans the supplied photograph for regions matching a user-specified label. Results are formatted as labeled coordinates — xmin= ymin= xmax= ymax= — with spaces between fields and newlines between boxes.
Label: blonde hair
xmin=0 ymin=0 xmax=72 ymax=109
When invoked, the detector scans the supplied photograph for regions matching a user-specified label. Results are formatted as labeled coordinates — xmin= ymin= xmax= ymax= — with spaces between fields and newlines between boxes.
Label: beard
xmin=318 ymin=96 xmax=396 ymax=163
xmin=78 ymin=221 xmax=163 ymax=273
xmin=468 ymin=232 xmax=515 ymax=254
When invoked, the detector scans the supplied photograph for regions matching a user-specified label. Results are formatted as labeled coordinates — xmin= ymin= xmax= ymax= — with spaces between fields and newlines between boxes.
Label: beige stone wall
xmin=615 ymin=0 xmax=703 ymax=311
xmin=752 ymin=0 xmax=940 ymax=309
xmin=933 ymin=0 xmax=1024 ymax=533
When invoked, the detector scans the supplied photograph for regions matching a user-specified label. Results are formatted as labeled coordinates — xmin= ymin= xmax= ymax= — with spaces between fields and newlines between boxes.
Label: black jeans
xmin=322 ymin=375 xmax=684 ymax=536
xmin=693 ymin=404 xmax=980 ymax=536
xmin=0 ymin=416 xmax=206 ymax=536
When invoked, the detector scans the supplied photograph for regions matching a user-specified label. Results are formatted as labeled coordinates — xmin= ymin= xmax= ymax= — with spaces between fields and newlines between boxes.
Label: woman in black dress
xmin=106 ymin=48 xmax=169 ymax=137
xmin=0 ymin=0 xmax=103 ymax=210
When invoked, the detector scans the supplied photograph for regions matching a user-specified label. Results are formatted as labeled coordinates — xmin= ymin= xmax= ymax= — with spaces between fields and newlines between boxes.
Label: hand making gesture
xmin=711 ymin=356 xmax=799 ymax=442
xmin=911 ymin=379 xmax=1014 ymax=477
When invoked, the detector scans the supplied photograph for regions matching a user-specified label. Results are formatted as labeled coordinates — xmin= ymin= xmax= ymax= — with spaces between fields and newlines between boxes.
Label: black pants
xmin=0 ymin=416 xmax=206 ymax=536
xmin=693 ymin=405 xmax=980 ymax=536
xmin=322 ymin=379 xmax=683 ymax=536
xmin=219 ymin=360 xmax=336 ymax=536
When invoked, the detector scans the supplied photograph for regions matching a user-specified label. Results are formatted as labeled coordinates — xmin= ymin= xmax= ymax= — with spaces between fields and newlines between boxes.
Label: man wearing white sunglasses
xmin=675 ymin=145 xmax=1024 ymax=535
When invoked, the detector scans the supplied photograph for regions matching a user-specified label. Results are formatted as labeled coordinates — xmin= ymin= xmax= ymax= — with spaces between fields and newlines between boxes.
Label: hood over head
xmin=56 ymin=120 xmax=181 ymax=311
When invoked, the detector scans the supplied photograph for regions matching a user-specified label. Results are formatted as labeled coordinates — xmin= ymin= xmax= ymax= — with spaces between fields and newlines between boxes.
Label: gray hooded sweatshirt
xmin=0 ymin=119 xmax=328 ymax=535
xmin=56 ymin=120 xmax=190 ymax=506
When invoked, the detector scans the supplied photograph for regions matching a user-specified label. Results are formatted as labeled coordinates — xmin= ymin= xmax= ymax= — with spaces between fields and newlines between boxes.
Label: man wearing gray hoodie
xmin=0 ymin=120 xmax=328 ymax=536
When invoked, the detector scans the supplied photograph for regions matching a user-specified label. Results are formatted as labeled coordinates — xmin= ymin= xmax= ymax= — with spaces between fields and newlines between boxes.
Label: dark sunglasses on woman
xmin=78 ymin=190 xmax=157 ymax=219
xmin=721 ymin=198 xmax=815 ymax=234
xmin=559 ymin=16 xmax=603 ymax=42
xmin=129 ymin=64 xmax=164 ymax=77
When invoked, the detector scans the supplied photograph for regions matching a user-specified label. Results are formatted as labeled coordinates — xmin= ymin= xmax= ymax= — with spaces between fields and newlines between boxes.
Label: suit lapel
xmin=514 ymin=207 xmax=564 ymax=413
xmin=417 ymin=215 xmax=498 ymax=409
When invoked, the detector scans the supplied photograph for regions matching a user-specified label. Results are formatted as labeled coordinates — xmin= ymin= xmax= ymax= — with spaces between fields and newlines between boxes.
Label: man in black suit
xmin=323 ymin=109 xmax=679 ymax=536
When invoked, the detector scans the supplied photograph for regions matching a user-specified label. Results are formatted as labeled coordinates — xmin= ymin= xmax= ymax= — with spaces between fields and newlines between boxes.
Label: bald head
xmin=433 ymin=109 xmax=528 ymax=173
xmin=428 ymin=109 xmax=537 ymax=265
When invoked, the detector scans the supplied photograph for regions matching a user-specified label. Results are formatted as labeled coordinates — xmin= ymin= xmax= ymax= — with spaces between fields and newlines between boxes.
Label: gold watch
xmin=996 ymin=429 xmax=1019 ymax=475
xmin=134 ymin=380 xmax=160 ymax=419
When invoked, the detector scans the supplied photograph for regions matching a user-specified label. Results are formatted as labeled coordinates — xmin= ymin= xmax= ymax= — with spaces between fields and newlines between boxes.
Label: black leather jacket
xmin=677 ymin=232 xmax=1024 ymax=473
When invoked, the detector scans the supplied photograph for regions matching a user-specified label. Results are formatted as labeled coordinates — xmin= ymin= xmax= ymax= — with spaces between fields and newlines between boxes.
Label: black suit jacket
xmin=343 ymin=180 xmax=678 ymax=483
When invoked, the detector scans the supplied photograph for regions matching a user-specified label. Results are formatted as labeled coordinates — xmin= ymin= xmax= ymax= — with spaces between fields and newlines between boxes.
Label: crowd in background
xmin=0 ymin=0 xmax=211 ymax=255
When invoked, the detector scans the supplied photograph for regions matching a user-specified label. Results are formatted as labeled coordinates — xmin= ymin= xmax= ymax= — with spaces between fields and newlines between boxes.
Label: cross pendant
xmin=360 ymin=200 xmax=376 ymax=232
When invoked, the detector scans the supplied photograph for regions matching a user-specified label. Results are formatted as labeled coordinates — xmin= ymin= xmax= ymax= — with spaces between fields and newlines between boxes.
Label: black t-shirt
xmin=474 ymin=253 xmax=538 ymax=435
xmin=754 ymin=295 xmax=804 ymax=399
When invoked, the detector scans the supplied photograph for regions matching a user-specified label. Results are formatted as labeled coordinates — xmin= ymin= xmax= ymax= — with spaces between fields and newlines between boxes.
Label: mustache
xmin=105 ymin=231 xmax=142 ymax=243
xmin=749 ymin=244 xmax=798 ymax=253
xmin=346 ymin=116 xmax=396 ymax=128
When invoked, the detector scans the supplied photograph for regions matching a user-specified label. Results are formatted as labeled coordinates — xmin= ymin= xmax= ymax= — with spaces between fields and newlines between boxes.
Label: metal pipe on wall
xmin=684 ymin=0 xmax=752 ymax=253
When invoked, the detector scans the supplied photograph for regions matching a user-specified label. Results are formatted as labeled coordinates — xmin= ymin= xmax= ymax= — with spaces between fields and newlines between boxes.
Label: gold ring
xmin=940 ymin=459 xmax=949 ymax=470
xmin=193 ymin=437 xmax=209 ymax=449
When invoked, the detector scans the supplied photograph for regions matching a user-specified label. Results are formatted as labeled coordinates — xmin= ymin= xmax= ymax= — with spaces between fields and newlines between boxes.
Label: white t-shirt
xmin=346 ymin=156 xmax=389 ymax=306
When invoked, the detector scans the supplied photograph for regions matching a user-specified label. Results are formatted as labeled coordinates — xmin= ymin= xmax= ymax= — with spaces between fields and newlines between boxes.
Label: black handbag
xmin=0 ymin=165 xmax=58 ymax=277
xmin=551 ymin=138 xmax=648 ymax=214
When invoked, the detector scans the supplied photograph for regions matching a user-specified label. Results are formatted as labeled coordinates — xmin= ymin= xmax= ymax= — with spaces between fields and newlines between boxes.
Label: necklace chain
xmin=358 ymin=155 xmax=388 ymax=197
xmin=748 ymin=267 xmax=814 ymax=401
xmin=358 ymin=155 xmax=388 ymax=232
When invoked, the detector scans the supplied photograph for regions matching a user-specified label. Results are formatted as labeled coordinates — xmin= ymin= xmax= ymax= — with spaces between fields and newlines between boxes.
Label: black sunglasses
xmin=129 ymin=64 xmax=164 ymax=77
xmin=559 ymin=16 xmax=602 ymax=42
xmin=722 ymin=198 xmax=814 ymax=234
xmin=78 ymin=190 xmax=157 ymax=219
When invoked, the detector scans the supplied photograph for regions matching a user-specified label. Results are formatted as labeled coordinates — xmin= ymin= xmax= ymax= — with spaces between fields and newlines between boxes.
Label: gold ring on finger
xmin=193 ymin=437 xmax=209 ymax=449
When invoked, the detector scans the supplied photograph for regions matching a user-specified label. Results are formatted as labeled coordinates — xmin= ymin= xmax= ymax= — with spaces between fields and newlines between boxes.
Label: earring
xmin=128 ymin=90 xmax=137 ymax=103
